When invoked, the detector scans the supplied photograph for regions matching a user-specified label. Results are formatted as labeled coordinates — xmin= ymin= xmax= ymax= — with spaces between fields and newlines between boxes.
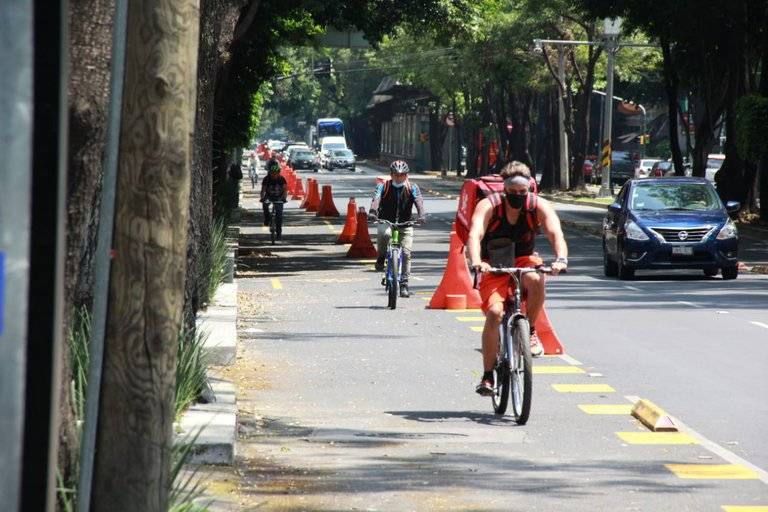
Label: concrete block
xmin=177 ymin=378 xmax=237 ymax=465
xmin=197 ymin=313 xmax=237 ymax=366
xmin=212 ymin=282 xmax=237 ymax=307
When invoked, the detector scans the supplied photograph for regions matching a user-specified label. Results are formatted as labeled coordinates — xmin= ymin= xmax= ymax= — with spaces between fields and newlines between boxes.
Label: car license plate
xmin=672 ymin=246 xmax=693 ymax=256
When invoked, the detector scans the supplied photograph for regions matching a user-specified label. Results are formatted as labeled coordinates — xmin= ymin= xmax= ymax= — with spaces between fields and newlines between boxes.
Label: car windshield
xmin=294 ymin=151 xmax=312 ymax=157
xmin=630 ymin=183 xmax=721 ymax=211
xmin=707 ymin=158 xmax=724 ymax=169
xmin=332 ymin=150 xmax=353 ymax=157
xmin=324 ymin=143 xmax=346 ymax=150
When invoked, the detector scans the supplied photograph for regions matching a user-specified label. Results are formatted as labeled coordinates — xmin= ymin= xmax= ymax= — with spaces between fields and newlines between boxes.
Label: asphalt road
xmin=225 ymin=165 xmax=768 ymax=511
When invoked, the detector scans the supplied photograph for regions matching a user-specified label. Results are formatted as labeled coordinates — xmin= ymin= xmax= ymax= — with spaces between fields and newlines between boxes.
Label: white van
xmin=319 ymin=136 xmax=348 ymax=152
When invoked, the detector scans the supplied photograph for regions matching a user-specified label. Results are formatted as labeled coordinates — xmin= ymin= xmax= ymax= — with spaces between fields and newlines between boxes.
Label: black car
xmin=327 ymin=149 xmax=356 ymax=171
xmin=607 ymin=151 xmax=636 ymax=185
xmin=289 ymin=149 xmax=317 ymax=170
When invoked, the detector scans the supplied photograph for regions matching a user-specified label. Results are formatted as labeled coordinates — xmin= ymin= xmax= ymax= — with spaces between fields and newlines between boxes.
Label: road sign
xmin=601 ymin=141 xmax=611 ymax=167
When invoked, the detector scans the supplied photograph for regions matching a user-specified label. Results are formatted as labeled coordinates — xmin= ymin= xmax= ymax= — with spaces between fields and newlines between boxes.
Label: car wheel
xmin=617 ymin=245 xmax=635 ymax=280
xmin=703 ymin=267 xmax=718 ymax=277
xmin=721 ymin=266 xmax=738 ymax=280
xmin=602 ymin=240 xmax=618 ymax=277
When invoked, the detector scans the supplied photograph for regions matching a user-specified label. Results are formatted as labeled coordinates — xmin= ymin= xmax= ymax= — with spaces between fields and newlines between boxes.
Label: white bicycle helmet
xmin=389 ymin=160 xmax=410 ymax=174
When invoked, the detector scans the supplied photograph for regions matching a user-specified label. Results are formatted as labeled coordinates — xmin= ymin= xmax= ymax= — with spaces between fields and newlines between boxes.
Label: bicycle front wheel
xmin=492 ymin=357 xmax=510 ymax=415
xmin=387 ymin=249 xmax=400 ymax=309
xmin=510 ymin=317 xmax=532 ymax=424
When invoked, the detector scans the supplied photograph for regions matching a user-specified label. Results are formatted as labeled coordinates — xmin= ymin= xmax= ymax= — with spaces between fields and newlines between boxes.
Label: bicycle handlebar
xmin=261 ymin=199 xmax=286 ymax=204
xmin=376 ymin=219 xmax=417 ymax=228
xmin=471 ymin=265 xmax=562 ymax=289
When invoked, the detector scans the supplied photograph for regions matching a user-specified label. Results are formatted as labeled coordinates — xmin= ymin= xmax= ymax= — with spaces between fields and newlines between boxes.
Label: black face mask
xmin=506 ymin=192 xmax=527 ymax=209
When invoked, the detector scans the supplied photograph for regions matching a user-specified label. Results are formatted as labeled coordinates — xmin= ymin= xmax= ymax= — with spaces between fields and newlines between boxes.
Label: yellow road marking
xmin=271 ymin=278 xmax=282 ymax=290
xmin=533 ymin=366 xmax=585 ymax=374
xmin=722 ymin=507 xmax=768 ymax=512
xmin=323 ymin=220 xmax=338 ymax=233
xmin=616 ymin=432 xmax=698 ymax=445
xmin=665 ymin=464 xmax=759 ymax=480
xmin=469 ymin=326 xmax=484 ymax=332
xmin=552 ymin=384 xmax=615 ymax=393
xmin=359 ymin=259 xmax=377 ymax=263
xmin=416 ymin=291 xmax=432 ymax=295
xmin=578 ymin=404 xmax=634 ymax=415
xmin=455 ymin=316 xmax=485 ymax=322
xmin=421 ymin=297 xmax=431 ymax=301
xmin=261 ymin=226 xmax=269 ymax=233
xmin=366 ymin=265 xmax=377 ymax=271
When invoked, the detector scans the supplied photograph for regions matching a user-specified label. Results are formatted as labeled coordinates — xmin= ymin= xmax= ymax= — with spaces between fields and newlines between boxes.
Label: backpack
xmin=454 ymin=174 xmax=538 ymax=246
xmin=381 ymin=178 xmax=412 ymax=199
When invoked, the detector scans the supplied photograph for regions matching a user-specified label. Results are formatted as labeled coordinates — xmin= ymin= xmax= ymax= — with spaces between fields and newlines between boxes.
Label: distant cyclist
xmin=467 ymin=161 xmax=568 ymax=396
xmin=368 ymin=160 xmax=426 ymax=298
xmin=260 ymin=158 xmax=288 ymax=240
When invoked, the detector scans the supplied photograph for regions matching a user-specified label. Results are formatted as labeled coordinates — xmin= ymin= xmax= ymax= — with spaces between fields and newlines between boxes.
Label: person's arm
xmin=468 ymin=198 xmax=493 ymax=272
xmin=368 ymin=182 xmax=385 ymax=219
xmin=280 ymin=176 xmax=288 ymax=201
xmin=411 ymin=183 xmax=426 ymax=222
xmin=536 ymin=197 xmax=568 ymax=274
xmin=260 ymin=175 xmax=268 ymax=201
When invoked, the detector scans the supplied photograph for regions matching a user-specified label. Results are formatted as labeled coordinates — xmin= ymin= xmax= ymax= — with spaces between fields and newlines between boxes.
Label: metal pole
xmin=76 ymin=1 xmax=129 ymax=509
xmin=0 ymin=2 xmax=34 ymax=509
xmin=599 ymin=37 xmax=617 ymax=197
xmin=557 ymin=45 xmax=570 ymax=190
xmin=639 ymin=104 xmax=646 ymax=159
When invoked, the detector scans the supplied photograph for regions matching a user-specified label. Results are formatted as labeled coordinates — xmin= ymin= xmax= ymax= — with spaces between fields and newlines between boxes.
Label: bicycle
xmin=473 ymin=265 xmax=553 ymax=424
xmin=377 ymin=220 xmax=415 ymax=310
xmin=262 ymin=199 xmax=285 ymax=244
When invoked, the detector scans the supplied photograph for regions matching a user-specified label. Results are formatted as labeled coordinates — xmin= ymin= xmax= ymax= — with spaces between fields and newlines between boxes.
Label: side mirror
xmin=725 ymin=200 xmax=740 ymax=213
xmin=608 ymin=202 xmax=621 ymax=213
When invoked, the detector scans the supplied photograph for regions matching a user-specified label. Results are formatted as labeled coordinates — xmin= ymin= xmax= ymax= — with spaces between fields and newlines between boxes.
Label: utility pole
xmin=598 ymin=17 xmax=621 ymax=197
xmin=91 ymin=1 xmax=200 ymax=511
xmin=557 ymin=46 xmax=569 ymax=189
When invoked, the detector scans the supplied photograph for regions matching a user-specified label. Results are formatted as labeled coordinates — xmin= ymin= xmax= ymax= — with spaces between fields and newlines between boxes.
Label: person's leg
xmin=274 ymin=202 xmax=284 ymax=237
xmin=375 ymin=224 xmax=391 ymax=270
xmin=521 ymin=272 xmax=545 ymax=326
xmin=400 ymin=227 xmax=414 ymax=280
xmin=482 ymin=302 xmax=504 ymax=371
xmin=262 ymin=202 xmax=271 ymax=226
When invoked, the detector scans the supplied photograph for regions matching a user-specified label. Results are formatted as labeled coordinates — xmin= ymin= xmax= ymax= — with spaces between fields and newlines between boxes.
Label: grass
xmin=175 ymin=325 xmax=211 ymax=419
xmin=202 ymin=218 xmax=230 ymax=306
xmin=61 ymin=306 xmax=211 ymax=511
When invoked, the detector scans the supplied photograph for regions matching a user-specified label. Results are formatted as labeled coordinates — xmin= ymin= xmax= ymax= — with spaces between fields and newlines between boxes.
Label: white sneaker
xmin=530 ymin=332 xmax=544 ymax=357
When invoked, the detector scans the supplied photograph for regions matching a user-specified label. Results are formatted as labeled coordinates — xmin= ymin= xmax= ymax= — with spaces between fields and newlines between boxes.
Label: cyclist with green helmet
xmin=260 ymin=158 xmax=288 ymax=239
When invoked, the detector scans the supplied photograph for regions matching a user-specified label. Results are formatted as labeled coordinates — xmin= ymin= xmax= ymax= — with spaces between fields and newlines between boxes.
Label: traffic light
xmin=639 ymin=134 xmax=651 ymax=145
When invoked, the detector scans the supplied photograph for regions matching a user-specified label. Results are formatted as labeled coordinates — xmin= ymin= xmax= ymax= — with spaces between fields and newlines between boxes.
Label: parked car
xmin=597 ymin=150 xmax=636 ymax=186
xmin=705 ymin=153 xmax=725 ymax=182
xmin=327 ymin=149 xmax=356 ymax=171
xmin=602 ymin=177 xmax=740 ymax=280
xmin=288 ymin=148 xmax=317 ymax=170
xmin=636 ymin=158 xmax=662 ymax=178
xmin=650 ymin=160 xmax=675 ymax=177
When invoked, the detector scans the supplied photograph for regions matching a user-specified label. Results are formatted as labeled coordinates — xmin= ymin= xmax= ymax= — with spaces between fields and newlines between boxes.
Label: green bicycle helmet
xmin=267 ymin=159 xmax=281 ymax=173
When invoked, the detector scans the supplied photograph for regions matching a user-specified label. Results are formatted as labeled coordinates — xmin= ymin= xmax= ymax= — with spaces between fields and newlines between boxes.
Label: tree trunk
xmin=507 ymin=91 xmax=533 ymax=168
xmin=62 ymin=0 xmax=115 ymax=491
xmin=91 ymin=1 xmax=199 ymax=510
xmin=661 ymin=39 xmax=685 ymax=174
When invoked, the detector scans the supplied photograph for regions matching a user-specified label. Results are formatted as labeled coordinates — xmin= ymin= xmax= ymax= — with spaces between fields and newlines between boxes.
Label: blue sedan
xmin=602 ymin=178 xmax=740 ymax=280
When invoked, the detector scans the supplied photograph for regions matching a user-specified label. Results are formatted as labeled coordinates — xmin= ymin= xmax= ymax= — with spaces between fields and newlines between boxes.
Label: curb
xmin=177 ymin=377 xmax=237 ymax=465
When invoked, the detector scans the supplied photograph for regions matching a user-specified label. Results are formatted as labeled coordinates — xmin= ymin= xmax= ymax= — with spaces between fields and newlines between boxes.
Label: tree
xmin=91 ymin=1 xmax=199 ymax=509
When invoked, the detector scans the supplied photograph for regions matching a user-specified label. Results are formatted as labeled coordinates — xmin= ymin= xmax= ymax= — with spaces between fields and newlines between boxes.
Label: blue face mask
xmin=390 ymin=180 xmax=405 ymax=188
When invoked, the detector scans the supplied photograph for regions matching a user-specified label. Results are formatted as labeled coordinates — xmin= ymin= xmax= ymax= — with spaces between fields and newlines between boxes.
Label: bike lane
xmin=199 ymin=168 xmax=768 ymax=511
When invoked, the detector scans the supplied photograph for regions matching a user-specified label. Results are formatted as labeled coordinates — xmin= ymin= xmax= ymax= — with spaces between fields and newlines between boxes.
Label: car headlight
xmin=716 ymin=219 xmax=738 ymax=239
xmin=625 ymin=220 xmax=649 ymax=241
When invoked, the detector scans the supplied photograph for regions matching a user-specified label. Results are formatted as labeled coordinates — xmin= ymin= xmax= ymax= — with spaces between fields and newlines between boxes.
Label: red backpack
xmin=454 ymin=175 xmax=538 ymax=246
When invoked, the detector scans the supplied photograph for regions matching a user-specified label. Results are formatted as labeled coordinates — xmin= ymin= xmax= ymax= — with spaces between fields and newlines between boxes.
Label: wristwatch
xmin=555 ymin=257 xmax=568 ymax=265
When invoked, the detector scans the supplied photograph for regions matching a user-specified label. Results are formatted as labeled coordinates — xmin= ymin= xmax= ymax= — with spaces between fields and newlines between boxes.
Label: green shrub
xmin=201 ymin=218 xmax=230 ymax=306
xmin=175 ymin=325 xmax=211 ymax=419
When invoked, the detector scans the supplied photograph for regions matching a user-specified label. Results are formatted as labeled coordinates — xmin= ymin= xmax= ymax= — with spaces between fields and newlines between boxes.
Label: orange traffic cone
xmin=305 ymin=180 xmax=321 ymax=212
xmin=291 ymin=176 xmax=305 ymax=200
xmin=316 ymin=185 xmax=340 ymax=217
xmin=429 ymin=226 xmax=482 ymax=309
xmin=300 ymin=179 xmax=313 ymax=208
xmin=533 ymin=308 xmax=564 ymax=355
xmin=346 ymin=207 xmax=378 ymax=258
xmin=336 ymin=198 xmax=357 ymax=244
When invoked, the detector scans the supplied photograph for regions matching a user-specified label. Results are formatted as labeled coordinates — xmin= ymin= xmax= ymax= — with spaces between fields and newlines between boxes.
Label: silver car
xmin=328 ymin=149 xmax=356 ymax=171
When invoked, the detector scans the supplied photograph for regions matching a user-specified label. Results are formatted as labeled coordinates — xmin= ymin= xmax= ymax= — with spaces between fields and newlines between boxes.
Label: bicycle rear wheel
xmin=492 ymin=356 xmax=510 ymax=415
xmin=510 ymin=317 xmax=532 ymax=424
xmin=387 ymin=248 xmax=400 ymax=309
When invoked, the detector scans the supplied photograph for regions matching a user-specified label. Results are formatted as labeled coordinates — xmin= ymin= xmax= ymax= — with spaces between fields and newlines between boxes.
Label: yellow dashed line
xmin=446 ymin=308 xmax=482 ymax=313
xmin=722 ymin=507 xmax=768 ymax=512
xmin=261 ymin=226 xmax=269 ymax=233
xmin=469 ymin=326 xmax=484 ymax=332
xmin=578 ymin=404 xmax=634 ymax=415
xmin=359 ymin=259 xmax=377 ymax=263
xmin=533 ymin=366 xmax=585 ymax=374
xmin=455 ymin=316 xmax=485 ymax=322
xmin=552 ymin=384 xmax=615 ymax=393
xmin=271 ymin=278 xmax=282 ymax=290
xmin=421 ymin=297 xmax=432 ymax=301
xmin=616 ymin=432 xmax=698 ymax=445
xmin=665 ymin=464 xmax=759 ymax=480
xmin=416 ymin=291 xmax=432 ymax=295
xmin=323 ymin=220 xmax=338 ymax=233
